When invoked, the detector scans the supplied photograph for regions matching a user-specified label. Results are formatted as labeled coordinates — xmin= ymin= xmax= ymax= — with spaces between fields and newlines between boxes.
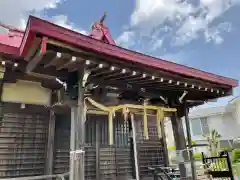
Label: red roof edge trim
xmin=19 ymin=18 xmax=35 ymax=57
xmin=0 ymin=43 xmax=19 ymax=56
xmin=23 ymin=16 xmax=238 ymax=87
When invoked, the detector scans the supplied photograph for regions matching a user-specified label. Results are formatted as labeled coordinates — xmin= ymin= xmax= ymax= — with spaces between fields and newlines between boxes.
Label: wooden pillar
xmin=160 ymin=119 xmax=170 ymax=167
xmin=184 ymin=104 xmax=196 ymax=180
xmin=95 ymin=120 xmax=100 ymax=180
xmin=0 ymin=66 xmax=5 ymax=124
xmin=69 ymin=70 xmax=86 ymax=180
xmin=45 ymin=110 xmax=56 ymax=176
xmin=0 ymin=66 xmax=6 ymax=177
xmin=69 ymin=107 xmax=77 ymax=180
xmin=131 ymin=115 xmax=140 ymax=180
xmin=75 ymin=71 xmax=85 ymax=180
xmin=108 ymin=111 xmax=113 ymax=145
xmin=171 ymin=111 xmax=188 ymax=178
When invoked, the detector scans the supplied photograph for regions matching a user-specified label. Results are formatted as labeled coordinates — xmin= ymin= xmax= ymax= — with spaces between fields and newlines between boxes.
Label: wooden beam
xmin=0 ymin=66 xmax=5 ymax=128
xmin=57 ymin=56 xmax=84 ymax=70
xmin=69 ymin=69 xmax=86 ymax=180
xmin=3 ymin=69 xmax=24 ymax=83
xmin=90 ymin=66 xmax=121 ymax=77
xmin=44 ymin=52 xmax=71 ymax=68
xmin=70 ymin=107 xmax=77 ymax=180
xmin=0 ymin=66 xmax=5 ymax=79
xmin=29 ymin=72 xmax=56 ymax=80
xmin=34 ymin=66 xmax=68 ymax=80
xmin=171 ymin=110 xmax=188 ymax=178
xmin=89 ymin=77 xmax=171 ymax=98
xmin=47 ymin=39 xmax=87 ymax=55
xmin=44 ymin=40 xmax=231 ymax=95
xmin=160 ymin=120 xmax=170 ymax=167
xmin=26 ymin=37 xmax=48 ymax=73
xmin=95 ymin=121 xmax=100 ymax=180
xmin=45 ymin=109 xmax=56 ymax=176
xmin=25 ymin=38 xmax=42 ymax=62
xmin=46 ymin=39 xmax=232 ymax=90
xmin=131 ymin=117 xmax=140 ymax=180
xmin=75 ymin=70 xmax=85 ymax=180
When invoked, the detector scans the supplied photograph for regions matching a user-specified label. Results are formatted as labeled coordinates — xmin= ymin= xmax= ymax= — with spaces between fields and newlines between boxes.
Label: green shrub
xmin=186 ymin=139 xmax=196 ymax=146
xmin=193 ymin=152 xmax=202 ymax=161
xmin=168 ymin=146 xmax=176 ymax=151
xmin=168 ymin=140 xmax=196 ymax=151
xmin=221 ymin=146 xmax=234 ymax=152
xmin=232 ymin=149 xmax=240 ymax=163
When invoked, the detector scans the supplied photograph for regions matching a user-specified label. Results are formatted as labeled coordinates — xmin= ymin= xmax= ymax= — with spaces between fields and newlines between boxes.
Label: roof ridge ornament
xmin=100 ymin=12 xmax=107 ymax=25
xmin=89 ymin=12 xmax=116 ymax=45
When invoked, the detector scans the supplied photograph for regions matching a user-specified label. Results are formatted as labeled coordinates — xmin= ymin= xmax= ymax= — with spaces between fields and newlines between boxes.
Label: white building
xmin=165 ymin=97 xmax=240 ymax=153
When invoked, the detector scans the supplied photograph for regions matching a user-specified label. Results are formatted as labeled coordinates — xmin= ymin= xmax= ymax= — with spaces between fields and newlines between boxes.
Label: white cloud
xmin=174 ymin=15 xmax=208 ymax=45
xmin=50 ymin=15 xmax=87 ymax=35
xmin=0 ymin=0 xmax=63 ymax=28
xmin=116 ymin=31 xmax=135 ymax=48
xmin=173 ymin=0 xmax=237 ymax=45
xmin=151 ymin=39 xmax=163 ymax=51
xmin=200 ymin=0 xmax=234 ymax=22
xmin=131 ymin=0 xmax=195 ymax=30
xmin=204 ymin=22 xmax=232 ymax=44
xmin=118 ymin=0 xmax=240 ymax=49
xmin=160 ymin=50 xmax=193 ymax=64
xmin=0 ymin=0 xmax=87 ymax=36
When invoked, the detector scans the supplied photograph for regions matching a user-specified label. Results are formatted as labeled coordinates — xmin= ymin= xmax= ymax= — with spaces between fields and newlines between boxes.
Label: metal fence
xmin=202 ymin=151 xmax=234 ymax=180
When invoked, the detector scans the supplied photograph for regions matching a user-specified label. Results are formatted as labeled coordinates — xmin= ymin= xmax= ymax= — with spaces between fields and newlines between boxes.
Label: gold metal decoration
xmin=84 ymin=97 xmax=176 ymax=145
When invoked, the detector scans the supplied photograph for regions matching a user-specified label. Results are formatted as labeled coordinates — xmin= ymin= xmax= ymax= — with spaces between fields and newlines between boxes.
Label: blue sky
xmin=0 ymin=0 xmax=240 ymax=108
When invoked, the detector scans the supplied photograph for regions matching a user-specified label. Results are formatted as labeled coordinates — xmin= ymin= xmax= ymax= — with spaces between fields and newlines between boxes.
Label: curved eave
xmin=0 ymin=15 xmax=238 ymax=91
xmin=21 ymin=15 xmax=238 ymax=88
xmin=21 ymin=37 xmax=234 ymax=103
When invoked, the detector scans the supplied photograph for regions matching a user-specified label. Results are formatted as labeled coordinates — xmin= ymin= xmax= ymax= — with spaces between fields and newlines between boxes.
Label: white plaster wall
xmin=164 ymin=110 xmax=240 ymax=155
xmin=194 ymin=144 xmax=208 ymax=154
xmin=186 ymin=112 xmax=240 ymax=141
xmin=164 ymin=117 xmax=175 ymax=147
xmin=233 ymin=101 xmax=240 ymax=125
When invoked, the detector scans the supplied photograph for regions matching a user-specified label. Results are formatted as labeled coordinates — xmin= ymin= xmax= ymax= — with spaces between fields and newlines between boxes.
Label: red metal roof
xmin=0 ymin=33 xmax=23 ymax=47
xmin=0 ymin=42 xmax=19 ymax=56
xmin=0 ymin=26 xmax=23 ymax=56
xmin=0 ymin=16 xmax=238 ymax=88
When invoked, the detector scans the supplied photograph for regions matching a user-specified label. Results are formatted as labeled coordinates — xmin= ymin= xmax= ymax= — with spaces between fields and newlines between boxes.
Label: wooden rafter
xmin=28 ymin=47 xmax=228 ymax=95
xmin=18 ymin=36 xmax=232 ymax=104
xmin=25 ymin=37 xmax=47 ymax=73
